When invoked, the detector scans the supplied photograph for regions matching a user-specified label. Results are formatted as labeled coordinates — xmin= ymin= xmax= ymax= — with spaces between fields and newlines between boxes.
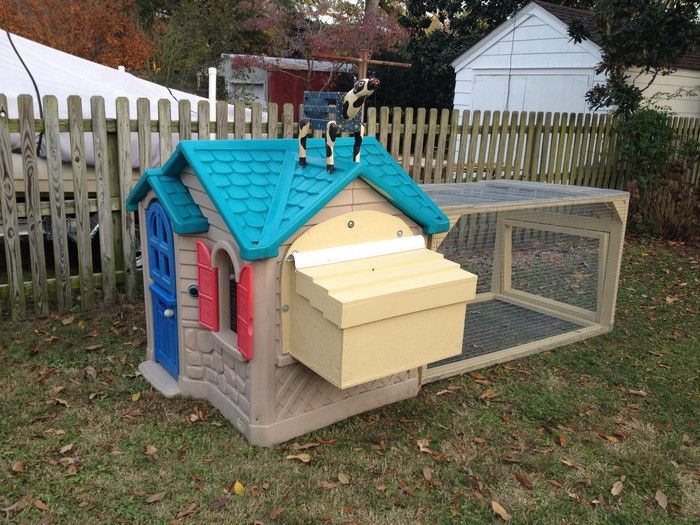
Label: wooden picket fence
xmin=1 ymin=93 xmax=699 ymax=320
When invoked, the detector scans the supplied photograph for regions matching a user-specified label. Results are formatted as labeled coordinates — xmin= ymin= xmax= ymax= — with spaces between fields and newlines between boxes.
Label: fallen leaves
xmin=628 ymin=389 xmax=649 ymax=397
xmin=84 ymin=344 xmax=103 ymax=352
xmin=285 ymin=453 xmax=311 ymax=463
xmin=3 ymin=497 xmax=29 ymax=519
xmin=513 ymin=472 xmax=533 ymax=489
xmin=611 ymin=477 xmax=625 ymax=496
xmin=422 ymin=467 xmax=433 ymax=482
xmin=144 ymin=444 xmax=157 ymax=458
xmin=131 ymin=391 xmax=141 ymax=402
xmin=417 ymin=438 xmax=432 ymax=454
xmin=560 ymin=458 xmax=583 ymax=470
xmin=337 ymin=472 xmax=350 ymax=485
xmin=188 ymin=408 xmax=205 ymax=422
xmin=61 ymin=316 xmax=75 ymax=326
xmin=232 ymin=480 xmax=245 ymax=496
xmin=319 ymin=480 xmax=338 ymax=490
xmin=655 ymin=489 xmax=668 ymax=510
xmin=146 ymin=491 xmax=167 ymax=504
xmin=491 ymin=500 xmax=511 ymax=521
xmin=176 ymin=502 xmax=197 ymax=519
xmin=11 ymin=460 xmax=24 ymax=474
xmin=59 ymin=443 xmax=75 ymax=455
xmin=558 ymin=434 xmax=569 ymax=448
xmin=291 ymin=441 xmax=321 ymax=451
xmin=478 ymin=388 xmax=499 ymax=401
xmin=46 ymin=397 xmax=69 ymax=408
xmin=208 ymin=495 xmax=230 ymax=511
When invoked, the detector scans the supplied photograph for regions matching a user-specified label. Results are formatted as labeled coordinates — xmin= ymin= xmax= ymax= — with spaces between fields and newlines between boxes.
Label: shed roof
xmin=126 ymin=137 xmax=450 ymax=261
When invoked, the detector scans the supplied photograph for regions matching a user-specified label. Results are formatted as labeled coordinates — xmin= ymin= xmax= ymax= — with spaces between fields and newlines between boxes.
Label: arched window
xmin=214 ymin=249 xmax=238 ymax=335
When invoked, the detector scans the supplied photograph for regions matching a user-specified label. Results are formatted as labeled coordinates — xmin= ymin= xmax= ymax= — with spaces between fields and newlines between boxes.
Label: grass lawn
xmin=1 ymin=238 xmax=698 ymax=524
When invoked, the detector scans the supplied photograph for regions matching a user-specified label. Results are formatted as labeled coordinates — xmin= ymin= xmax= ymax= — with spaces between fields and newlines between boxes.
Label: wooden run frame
xmin=422 ymin=197 xmax=628 ymax=384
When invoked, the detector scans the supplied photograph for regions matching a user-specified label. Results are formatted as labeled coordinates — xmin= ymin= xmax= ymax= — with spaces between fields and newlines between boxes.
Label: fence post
xmin=158 ymin=99 xmax=173 ymax=163
xmin=434 ymin=108 xmax=450 ymax=183
xmin=423 ymin=108 xmax=438 ymax=183
xmin=179 ymin=99 xmax=192 ymax=140
xmin=282 ymin=103 xmax=294 ymax=138
xmin=90 ymin=95 xmax=117 ymax=305
xmin=267 ymin=102 xmax=278 ymax=139
xmin=390 ymin=107 xmax=402 ymax=160
xmin=0 ymin=94 xmax=26 ymax=319
xmin=401 ymin=107 xmax=414 ymax=174
xmin=216 ymin=100 xmax=229 ymax=139
xmin=455 ymin=110 xmax=470 ymax=182
xmin=116 ymin=97 xmax=137 ymax=302
xmin=137 ymin=98 xmax=152 ymax=173
xmin=197 ymin=100 xmax=210 ymax=140
xmin=67 ymin=95 xmax=96 ymax=311
xmin=411 ymin=108 xmax=426 ymax=181
xmin=445 ymin=109 xmax=460 ymax=183
xmin=234 ymin=101 xmax=245 ymax=139
xmin=43 ymin=95 xmax=72 ymax=314
xmin=18 ymin=95 xmax=48 ymax=316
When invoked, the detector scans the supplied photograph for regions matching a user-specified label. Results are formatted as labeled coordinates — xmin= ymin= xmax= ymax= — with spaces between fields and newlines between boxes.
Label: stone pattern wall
xmin=183 ymin=327 xmax=250 ymax=416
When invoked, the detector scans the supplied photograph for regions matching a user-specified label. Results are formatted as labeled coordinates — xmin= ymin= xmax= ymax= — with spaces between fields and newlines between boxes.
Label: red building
xmin=222 ymin=55 xmax=354 ymax=119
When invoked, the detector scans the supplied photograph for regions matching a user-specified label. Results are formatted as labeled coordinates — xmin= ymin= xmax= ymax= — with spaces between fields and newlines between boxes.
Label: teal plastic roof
xmin=126 ymin=137 xmax=449 ymax=260
xmin=125 ymin=166 xmax=209 ymax=235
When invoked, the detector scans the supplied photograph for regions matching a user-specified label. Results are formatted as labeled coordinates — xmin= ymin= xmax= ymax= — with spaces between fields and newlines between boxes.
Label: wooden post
xmin=234 ymin=102 xmax=245 ymax=139
xmin=282 ymin=103 xmax=294 ymax=138
xmin=251 ymin=101 xmax=263 ymax=139
xmin=0 ymin=94 xmax=26 ymax=319
xmin=434 ymin=108 xmax=450 ymax=183
xmin=137 ymin=98 xmax=151 ymax=174
xmin=267 ymin=102 xmax=278 ymax=139
xmin=67 ymin=95 xmax=95 ymax=310
xmin=43 ymin=95 xmax=72 ymax=314
xmin=18 ymin=95 xmax=48 ymax=316
xmin=90 ymin=96 xmax=117 ymax=305
xmin=158 ymin=99 xmax=173 ymax=164
xmin=197 ymin=100 xmax=210 ymax=140
xmin=216 ymin=100 xmax=229 ymax=139
xmin=116 ymin=97 xmax=137 ymax=302
xmin=179 ymin=99 xmax=192 ymax=140
xmin=445 ymin=109 xmax=460 ymax=183
xmin=455 ymin=110 xmax=470 ymax=182
xmin=401 ymin=107 xmax=414 ymax=174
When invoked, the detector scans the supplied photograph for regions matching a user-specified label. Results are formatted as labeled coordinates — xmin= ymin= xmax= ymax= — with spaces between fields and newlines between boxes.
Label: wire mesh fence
xmin=427 ymin=198 xmax=624 ymax=373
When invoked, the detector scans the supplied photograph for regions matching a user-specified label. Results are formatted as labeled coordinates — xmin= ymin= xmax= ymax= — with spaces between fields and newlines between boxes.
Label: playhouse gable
xmin=127 ymin=137 xmax=449 ymax=260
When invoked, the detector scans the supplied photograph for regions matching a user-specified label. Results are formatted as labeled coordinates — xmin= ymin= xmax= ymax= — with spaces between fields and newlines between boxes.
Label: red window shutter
xmin=196 ymin=241 xmax=219 ymax=331
xmin=236 ymin=265 xmax=254 ymax=360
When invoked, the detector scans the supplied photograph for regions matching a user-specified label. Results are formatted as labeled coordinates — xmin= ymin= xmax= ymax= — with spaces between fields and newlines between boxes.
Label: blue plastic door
xmin=146 ymin=201 xmax=179 ymax=379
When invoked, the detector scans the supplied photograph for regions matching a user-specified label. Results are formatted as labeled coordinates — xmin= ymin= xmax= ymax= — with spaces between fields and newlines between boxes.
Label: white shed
xmin=451 ymin=1 xmax=700 ymax=117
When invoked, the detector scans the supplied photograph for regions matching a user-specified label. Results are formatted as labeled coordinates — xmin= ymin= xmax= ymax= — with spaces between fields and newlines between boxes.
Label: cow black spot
xmin=328 ymin=123 xmax=338 ymax=141
xmin=343 ymin=100 xmax=350 ymax=120
xmin=352 ymin=97 xmax=365 ymax=109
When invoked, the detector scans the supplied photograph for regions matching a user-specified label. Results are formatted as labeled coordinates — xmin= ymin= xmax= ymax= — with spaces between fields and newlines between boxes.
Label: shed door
xmin=147 ymin=201 xmax=179 ymax=379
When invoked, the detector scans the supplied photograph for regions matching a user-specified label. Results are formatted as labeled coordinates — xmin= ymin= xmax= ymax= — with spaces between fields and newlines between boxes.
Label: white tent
xmin=1 ymin=30 xmax=249 ymax=173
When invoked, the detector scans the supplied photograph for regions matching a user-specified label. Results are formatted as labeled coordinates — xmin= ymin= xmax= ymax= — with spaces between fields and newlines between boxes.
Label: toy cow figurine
xmin=298 ymin=77 xmax=380 ymax=173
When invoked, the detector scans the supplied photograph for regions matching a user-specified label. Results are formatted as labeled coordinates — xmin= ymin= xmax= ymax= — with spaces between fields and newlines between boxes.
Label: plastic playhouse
xmin=126 ymin=136 xmax=477 ymax=446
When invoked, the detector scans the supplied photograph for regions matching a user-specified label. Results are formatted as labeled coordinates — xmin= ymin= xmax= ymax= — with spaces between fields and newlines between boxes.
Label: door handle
xmin=164 ymin=308 xmax=174 ymax=318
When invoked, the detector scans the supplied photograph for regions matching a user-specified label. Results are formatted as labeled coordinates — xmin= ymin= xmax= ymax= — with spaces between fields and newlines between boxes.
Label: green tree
xmin=146 ymin=0 xmax=276 ymax=92
xmin=567 ymin=0 xmax=700 ymax=116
